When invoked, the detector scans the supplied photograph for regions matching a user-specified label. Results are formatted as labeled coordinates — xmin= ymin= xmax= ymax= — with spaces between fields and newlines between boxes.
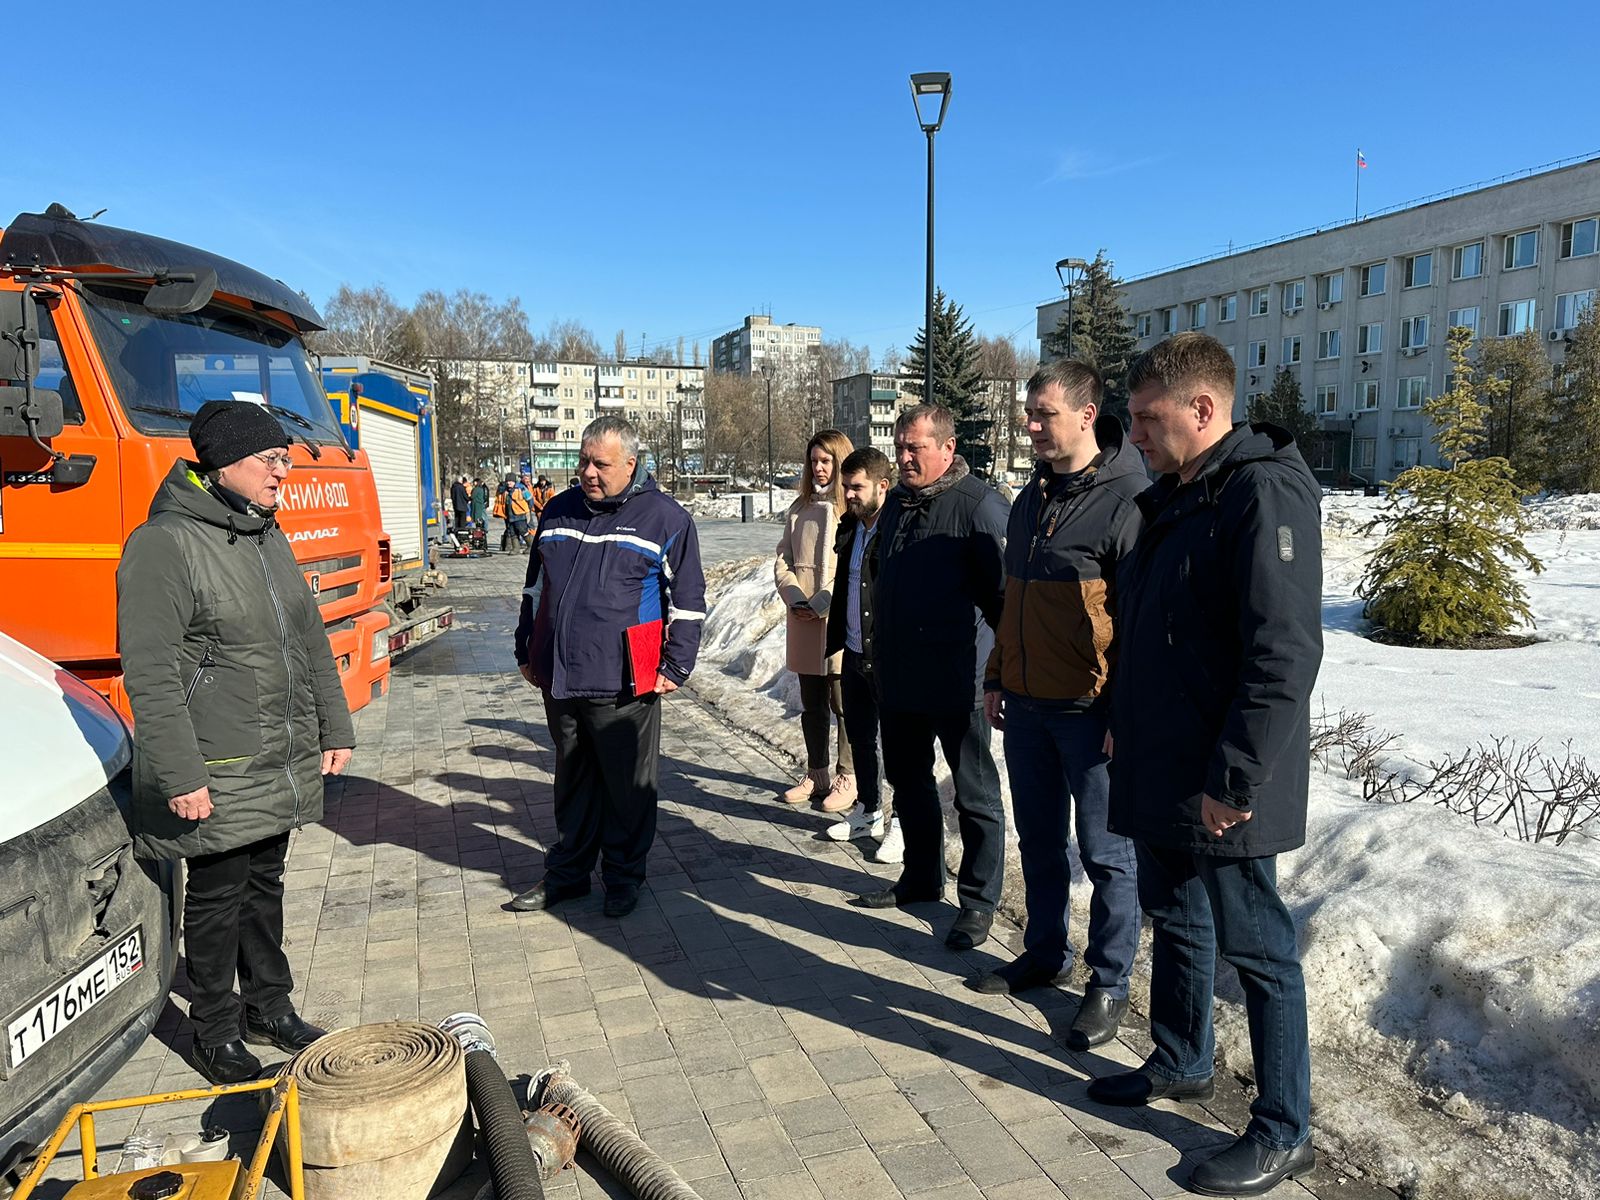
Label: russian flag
xmin=1357 ymin=149 xmax=1368 ymax=169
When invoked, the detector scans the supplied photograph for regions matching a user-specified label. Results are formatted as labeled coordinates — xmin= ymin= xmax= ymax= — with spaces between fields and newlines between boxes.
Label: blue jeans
xmin=1002 ymin=700 xmax=1138 ymax=996
xmin=1136 ymin=843 xmax=1311 ymax=1150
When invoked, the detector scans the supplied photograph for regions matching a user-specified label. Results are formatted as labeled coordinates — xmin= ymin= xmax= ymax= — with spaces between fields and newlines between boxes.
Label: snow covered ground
xmin=690 ymin=493 xmax=1600 ymax=1200
xmin=680 ymin=486 xmax=797 ymax=522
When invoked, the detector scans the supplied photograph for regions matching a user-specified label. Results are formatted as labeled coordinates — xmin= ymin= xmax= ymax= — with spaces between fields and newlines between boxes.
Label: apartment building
xmin=711 ymin=314 xmax=823 ymax=378
xmin=832 ymin=372 xmax=1032 ymax=477
xmin=439 ymin=356 xmax=705 ymax=476
xmin=1037 ymin=154 xmax=1600 ymax=482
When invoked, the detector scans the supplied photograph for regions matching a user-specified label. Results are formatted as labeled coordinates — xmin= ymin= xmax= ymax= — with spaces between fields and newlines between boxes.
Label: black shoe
xmin=243 ymin=1011 xmax=327 ymax=1054
xmin=1086 ymin=1067 xmax=1215 ymax=1107
xmin=964 ymin=958 xmax=1066 ymax=995
xmin=944 ymin=908 xmax=993 ymax=951
xmin=1187 ymin=1134 xmax=1314 ymax=1196
xmin=849 ymin=886 xmax=941 ymax=909
xmin=603 ymin=886 xmax=640 ymax=918
xmin=506 ymin=880 xmax=591 ymax=912
xmin=190 ymin=1039 xmax=263 ymax=1084
xmin=1065 ymin=988 xmax=1129 ymax=1050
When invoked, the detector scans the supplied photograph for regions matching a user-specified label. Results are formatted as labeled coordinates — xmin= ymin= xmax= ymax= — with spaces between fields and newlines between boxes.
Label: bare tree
xmin=614 ymin=329 xmax=629 ymax=363
xmin=692 ymin=340 xmax=702 ymax=367
xmin=533 ymin=318 xmax=602 ymax=362
xmin=412 ymin=289 xmax=537 ymax=476
xmin=318 ymin=284 xmax=426 ymax=367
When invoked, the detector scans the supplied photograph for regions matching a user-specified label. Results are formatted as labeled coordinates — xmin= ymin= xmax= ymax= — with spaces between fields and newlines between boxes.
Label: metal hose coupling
xmin=438 ymin=1011 xmax=498 ymax=1058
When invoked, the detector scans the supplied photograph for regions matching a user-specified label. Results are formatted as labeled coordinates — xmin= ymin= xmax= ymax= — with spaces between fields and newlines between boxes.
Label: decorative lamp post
xmin=910 ymin=72 xmax=952 ymax=407
xmin=1055 ymin=258 xmax=1088 ymax=358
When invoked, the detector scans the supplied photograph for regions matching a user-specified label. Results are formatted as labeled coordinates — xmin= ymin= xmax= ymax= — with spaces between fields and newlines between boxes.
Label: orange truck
xmin=0 ymin=205 xmax=399 ymax=718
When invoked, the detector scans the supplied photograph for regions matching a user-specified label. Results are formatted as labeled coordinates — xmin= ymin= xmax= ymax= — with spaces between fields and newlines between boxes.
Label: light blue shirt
xmin=845 ymin=520 xmax=876 ymax=654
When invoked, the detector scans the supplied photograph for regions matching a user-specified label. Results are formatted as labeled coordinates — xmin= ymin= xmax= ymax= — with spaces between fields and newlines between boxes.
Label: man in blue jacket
xmin=1088 ymin=334 xmax=1322 ymax=1197
xmin=509 ymin=417 xmax=706 ymax=919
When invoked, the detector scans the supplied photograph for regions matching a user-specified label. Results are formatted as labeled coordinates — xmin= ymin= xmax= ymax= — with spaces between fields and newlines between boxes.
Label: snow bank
xmin=689 ymin=503 xmax=1600 ymax=1199
xmin=681 ymin=487 xmax=797 ymax=522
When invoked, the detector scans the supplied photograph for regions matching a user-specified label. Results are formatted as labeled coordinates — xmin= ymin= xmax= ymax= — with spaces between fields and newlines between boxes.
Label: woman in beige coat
xmin=774 ymin=428 xmax=855 ymax=810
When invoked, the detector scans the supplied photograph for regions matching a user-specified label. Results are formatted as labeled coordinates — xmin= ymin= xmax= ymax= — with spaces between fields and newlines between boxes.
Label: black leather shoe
xmin=603 ymin=886 xmax=640 ymax=918
xmin=964 ymin=959 xmax=1067 ymax=995
xmin=1187 ymin=1134 xmax=1314 ymax=1196
xmin=849 ymin=886 xmax=941 ymax=909
xmin=1086 ymin=1067 xmax=1215 ymax=1106
xmin=1065 ymin=988 xmax=1129 ymax=1050
xmin=944 ymin=908 xmax=993 ymax=951
xmin=191 ymin=1039 xmax=263 ymax=1084
xmin=506 ymin=880 xmax=591 ymax=912
xmin=244 ymin=1011 xmax=327 ymax=1054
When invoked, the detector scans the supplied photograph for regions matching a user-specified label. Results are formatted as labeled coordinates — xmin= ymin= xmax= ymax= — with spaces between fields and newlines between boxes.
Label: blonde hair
xmin=798 ymin=428 xmax=854 ymax=516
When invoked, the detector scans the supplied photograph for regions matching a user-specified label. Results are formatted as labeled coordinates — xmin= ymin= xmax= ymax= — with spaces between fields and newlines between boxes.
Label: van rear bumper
xmin=326 ymin=609 xmax=391 ymax=715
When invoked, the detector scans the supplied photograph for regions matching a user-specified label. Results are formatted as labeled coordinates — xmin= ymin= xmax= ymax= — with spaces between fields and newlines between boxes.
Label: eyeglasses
xmin=253 ymin=452 xmax=294 ymax=471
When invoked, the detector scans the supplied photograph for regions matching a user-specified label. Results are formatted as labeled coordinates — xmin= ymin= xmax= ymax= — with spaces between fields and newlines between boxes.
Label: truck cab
xmin=0 ymin=207 xmax=395 ymax=716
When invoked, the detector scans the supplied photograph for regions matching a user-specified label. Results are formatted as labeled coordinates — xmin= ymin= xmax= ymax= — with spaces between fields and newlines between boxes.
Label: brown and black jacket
xmin=984 ymin=416 xmax=1147 ymax=711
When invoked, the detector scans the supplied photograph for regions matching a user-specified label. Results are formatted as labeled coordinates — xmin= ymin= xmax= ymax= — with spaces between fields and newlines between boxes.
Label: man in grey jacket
xmin=118 ymin=401 xmax=354 ymax=1084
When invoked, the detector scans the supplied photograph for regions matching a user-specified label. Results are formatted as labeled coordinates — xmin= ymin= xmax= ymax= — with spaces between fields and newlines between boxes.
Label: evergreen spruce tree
xmin=906 ymin=289 xmax=992 ymax=472
xmin=1043 ymin=251 xmax=1138 ymax=422
xmin=1357 ymin=325 xmax=1542 ymax=644
xmin=1247 ymin=366 xmax=1317 ymax=446
xmin=1547 ymin=302 xmax=1600 ymax=492
xmin=1478 ymin=329 xmax=1553 ymax=485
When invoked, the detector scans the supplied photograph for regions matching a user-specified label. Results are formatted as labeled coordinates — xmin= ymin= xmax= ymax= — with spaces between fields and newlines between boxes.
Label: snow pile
xmin=681 ymin=487 xmax=797 ymax=522
xmin=689 ymin=504 xmax=1600 ymax=1199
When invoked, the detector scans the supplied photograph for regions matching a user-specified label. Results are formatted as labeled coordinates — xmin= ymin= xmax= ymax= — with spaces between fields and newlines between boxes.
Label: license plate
xmin=6 ymin=928 xmax=144 ymax=1070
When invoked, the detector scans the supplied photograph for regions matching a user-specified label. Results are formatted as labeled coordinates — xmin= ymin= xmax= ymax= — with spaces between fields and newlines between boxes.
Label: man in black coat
xmin=451 ymin=475 xmax=470 ymax=533
xmin=849 ymin=405 xmax=1009 ymax=952
xmin=1088 ymin=334 xmax=1322 ymax=1198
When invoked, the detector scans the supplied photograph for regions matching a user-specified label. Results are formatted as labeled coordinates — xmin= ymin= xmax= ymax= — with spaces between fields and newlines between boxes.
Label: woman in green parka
xmin=117 ymin=401 xmax=354 ymax=1085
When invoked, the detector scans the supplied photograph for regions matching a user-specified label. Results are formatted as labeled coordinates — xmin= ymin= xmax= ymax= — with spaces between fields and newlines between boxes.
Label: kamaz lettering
xmin=278 ymin=479 xmax=352 ymax=512
xmin=288 ymin=527 xmax=340 ymax=544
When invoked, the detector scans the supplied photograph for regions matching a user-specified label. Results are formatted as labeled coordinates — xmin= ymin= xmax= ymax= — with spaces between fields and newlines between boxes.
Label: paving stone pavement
xmin=42 ymin=543 xmax=1389 ymax=1200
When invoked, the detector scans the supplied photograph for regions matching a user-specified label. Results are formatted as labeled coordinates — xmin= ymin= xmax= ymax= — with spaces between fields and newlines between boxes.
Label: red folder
xmin=625 ymin=619 xmax=665 ymax=697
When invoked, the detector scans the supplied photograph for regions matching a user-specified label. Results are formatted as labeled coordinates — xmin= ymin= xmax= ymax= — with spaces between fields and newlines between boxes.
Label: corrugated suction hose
xmin=465 ymin=1049 xmax=546 ymax=1200
xmin=538 ymin=1071 xmax=703 ymax=1200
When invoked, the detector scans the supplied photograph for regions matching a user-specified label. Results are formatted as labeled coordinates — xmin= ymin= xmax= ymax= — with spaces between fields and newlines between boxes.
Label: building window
xmin=626 ymin=368 xmax=636 ymax=379
xmin=1248 ymin=340 xmax=1268 ymax=368
xmin=1217 ymin=295 xmax=1237 ymax=322
xmin=1398 ymin=376 xmax=1427 ymax=409
xmin=1189 ymin=300 xmax=1207 ymax=329
xmin=1354 ymin=437 xmax=1377 ymax=470
xmin=1317 ymin=273 xmax=1343 ymax=306
xmin=1161 ymin=308 xmax=1178 ymax=334
xmin=562 ymin=365 xmax=572 ymax=376
xmin=1281 ymin=281 xmax=1305 ymax=313
xmin=1360 ymin=262 xmax=1387 ymax=296
xmin=1561 ymin=218 xmax=1598 ymax=259
xmin=1281 ymin=336 xmax=1302 ymax=364
xmin=1245 ymin=390 xmax=1264 ymax=410
xmin=563 ymin=387 xmax=573 ymax=398
xmin=1135 ymin=313 xmax=1153 ymax=338
xmin=1395 ymin=437 xmax=1423 ymax=469
xmin=1359 ymin=380 xmax=1381 ymax=410
xmin=1400 ymin=315 xmax=1429 ymax=349
xmin=1555 ymin=290 xmax=1596 ymax=331
xmin=1452 ymin=241 xmax=1484 ymax=279
xmin=1317 ymin=329 xmax=1341 ymax=359
xmin=564 ymin=408 xmax=575 ymax=420
xmin=1498 ymin=298 xmax=1537 ymax=336
xmin=1249 ymin=287 xmax=1269 ymax=317
xmin=627 ymin=388 xmax=638 ymax=400
xmin=1447 ymin=307 xmax=1480 ymax=335
xmin=1503 ymin=229 xmax=1539 ymax=270
xmin=1358 ymin=323 xmax=1383 ymax=354
xmin=1316 ymin=384 xmax=1338 ymax=414
xmin=1403 ymin=252 xmax=1432 ymax=289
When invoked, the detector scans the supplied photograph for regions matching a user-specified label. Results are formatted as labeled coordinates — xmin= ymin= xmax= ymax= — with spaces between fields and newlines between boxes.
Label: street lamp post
xmin=764 ymin=366 xmax=774 ymax=516
xmin=1055 ymin=258 xmax=1088 ymax=358
xmin=675 ymin=381 xmax=697 ymax=499
xmin=497 ymin=407 xmax=506 ymax=478
xmin=910 ymin=72 xmax=952 ymax=407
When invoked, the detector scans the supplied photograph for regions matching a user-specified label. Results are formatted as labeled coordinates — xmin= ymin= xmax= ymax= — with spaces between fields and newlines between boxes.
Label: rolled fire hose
xmin=285 ymin=1021 xmax=474 ymax=1200
xmin=536 ymin=1070 xmax=704 ymax=1200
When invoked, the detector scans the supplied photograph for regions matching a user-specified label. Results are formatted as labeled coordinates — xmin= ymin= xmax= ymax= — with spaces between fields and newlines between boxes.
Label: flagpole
xmin=1354 ymin=149 xmax=1360 ymax=222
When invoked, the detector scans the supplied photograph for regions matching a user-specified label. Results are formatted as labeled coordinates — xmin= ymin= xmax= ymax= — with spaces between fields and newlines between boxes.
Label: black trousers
xmin=183 ymin=831 xmax=294 ymax=1048
xmin=879 ymin=706 xmax=1005 ymax=912
xmin=543 ymin=692 xmax=663 ymax=892
xmin=840 ymin=649 xmax=882 ymax=813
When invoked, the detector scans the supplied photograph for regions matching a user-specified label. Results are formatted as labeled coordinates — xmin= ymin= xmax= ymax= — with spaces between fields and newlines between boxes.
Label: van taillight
xmin=377 ymin=538 xmax=392 ymax=582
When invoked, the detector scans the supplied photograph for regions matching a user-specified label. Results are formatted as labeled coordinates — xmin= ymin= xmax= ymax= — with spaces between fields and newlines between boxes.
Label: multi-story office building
xmin=712 ymin=314 xmax=823 ymax=377
xmin=440 ymin=356 xmax=704 ymax=476
xmin=1037 ymin=154 xmax=1600 ymax=482
xmin=832 ymin=372 xmax=1032 ymax=477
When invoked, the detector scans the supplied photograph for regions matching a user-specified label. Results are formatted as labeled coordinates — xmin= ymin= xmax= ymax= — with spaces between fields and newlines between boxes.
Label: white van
xmin=0 ymin=632 xmax=179 ymax=1186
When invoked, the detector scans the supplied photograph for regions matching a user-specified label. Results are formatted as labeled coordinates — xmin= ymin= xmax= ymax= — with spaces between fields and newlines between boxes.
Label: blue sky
xmin=15 ymin=0 xmax=1591 ymax=363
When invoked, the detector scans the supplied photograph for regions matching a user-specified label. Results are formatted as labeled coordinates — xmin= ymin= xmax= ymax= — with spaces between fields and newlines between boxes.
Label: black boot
xmin=506 ymin=880 xmax=591 ymax=912
xmin=243 ymin=1012 xmax=327 ymax=1054
xmin=603 ymin=886 xmax=640 ymax=918
xmin=1086 ymin=1067 xmax=1215 ymax=1106
xmin=191 ymin=1040 xmax=263 ymax=1085
xmin=1187 ymin=1134 xmax=1314 ymax=1196
xmin=1065 ymin=988 xmax=1128 ymax=1050
xmin=945 ymin=908 xmax=993 ymax=951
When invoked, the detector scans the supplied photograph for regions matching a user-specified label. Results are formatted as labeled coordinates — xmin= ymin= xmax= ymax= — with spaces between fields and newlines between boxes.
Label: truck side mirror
xmin=0 ymin=289 xmax=65 ymax=438
xmin=143 ymin=267 xmax=217 ymax=316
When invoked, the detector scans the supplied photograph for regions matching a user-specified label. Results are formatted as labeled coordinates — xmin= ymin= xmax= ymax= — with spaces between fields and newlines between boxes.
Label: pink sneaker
xmin=820 ymin=771 xmax=857 ymax=813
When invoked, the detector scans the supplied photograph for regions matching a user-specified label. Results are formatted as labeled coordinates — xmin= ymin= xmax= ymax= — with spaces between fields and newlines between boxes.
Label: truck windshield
xmin=78 ymin=284 xmax=346 ymax=446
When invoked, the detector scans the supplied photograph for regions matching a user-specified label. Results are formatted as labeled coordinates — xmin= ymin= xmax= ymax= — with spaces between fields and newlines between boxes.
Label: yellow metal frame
xmin=11 ymin=1076 xmax=304 ymax=1200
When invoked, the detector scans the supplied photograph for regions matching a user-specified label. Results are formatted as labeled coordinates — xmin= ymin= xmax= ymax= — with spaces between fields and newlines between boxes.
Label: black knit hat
xmin=189 ymin=401 xmax=288 ymax=471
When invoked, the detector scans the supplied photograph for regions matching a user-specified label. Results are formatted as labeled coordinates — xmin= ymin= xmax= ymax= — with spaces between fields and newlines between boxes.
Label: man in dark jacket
xmin=1088 ymin=334 xmax=1322 ymax=1198
xmin=850 ymin=405 xmax=1009 ymax=952
xmin=822 ymin=446 xmax=897 ymax=859
xmin=451 ymin=475 xmax=470 ymax=532
xmin=971 ymin=361 xmax=1146 ymax=1053
xmin=509 ymin=416 xmax=705 ymax=919
xmin=118 ymin=401 xmax=354 ymax=1084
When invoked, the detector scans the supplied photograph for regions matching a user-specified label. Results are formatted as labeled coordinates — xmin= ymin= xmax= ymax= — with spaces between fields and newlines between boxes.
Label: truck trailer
xmin=0 ymin=206 xmax=400 ymax=716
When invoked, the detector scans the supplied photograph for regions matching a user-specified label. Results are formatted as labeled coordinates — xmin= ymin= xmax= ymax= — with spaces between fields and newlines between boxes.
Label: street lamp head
xmin=1055 ymin=257 xmax=1088 ymax=292
xmin=910 ymin=72 xmax=952 ymax=133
